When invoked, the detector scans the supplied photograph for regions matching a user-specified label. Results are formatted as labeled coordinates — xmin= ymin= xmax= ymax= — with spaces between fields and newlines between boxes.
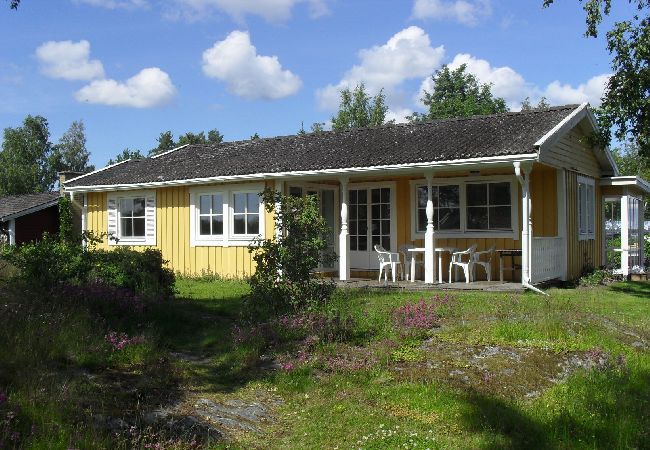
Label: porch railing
xmin=531 ymin=237 xmax=564 ymax=283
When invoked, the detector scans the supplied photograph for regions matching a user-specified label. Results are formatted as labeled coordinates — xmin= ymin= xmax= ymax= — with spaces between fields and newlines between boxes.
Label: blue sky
xmin=0 ymin=0 xmax=634 ymax=167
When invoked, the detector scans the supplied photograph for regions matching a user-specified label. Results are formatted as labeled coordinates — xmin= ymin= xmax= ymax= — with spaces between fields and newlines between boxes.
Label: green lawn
xmin=1 ymin=279 xmax=649 ymax=449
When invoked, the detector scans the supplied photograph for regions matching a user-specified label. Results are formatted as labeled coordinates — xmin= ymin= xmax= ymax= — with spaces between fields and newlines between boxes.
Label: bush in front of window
xmin=248 ymin=187 xmax=336 ymax=313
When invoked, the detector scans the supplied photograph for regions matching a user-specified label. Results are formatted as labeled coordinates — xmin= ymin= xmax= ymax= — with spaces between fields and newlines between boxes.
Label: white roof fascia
xmin=65 ymin=153 xmax=540 ymax=193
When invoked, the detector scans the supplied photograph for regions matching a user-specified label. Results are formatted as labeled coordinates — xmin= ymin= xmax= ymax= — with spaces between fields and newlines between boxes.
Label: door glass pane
xmin=382 ymin=236 xmax=390 ymax=250
xmin=381 ymin=188 xmax=390 ymax=203
xmin=371 ymin=220 xmax=380 ymax=235
xmin=358 ymin=189 xmax=367 ymax=204
xmin=358 ymin=236 xmax=367 ymax=251
xmin=371 ymin=188 xmax=380 ymax=203
xmin=381 ymin=204 xmax=390 ymax=219
xmin=371 ymin=204 xmax=380 ymax=220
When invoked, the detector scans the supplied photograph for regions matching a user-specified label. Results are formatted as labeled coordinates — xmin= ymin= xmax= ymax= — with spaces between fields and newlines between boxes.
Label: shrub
xmin=248 ymin=188 xmax=336 ymax=312
xmin=578 ymin=268 xmax=619 ymax=287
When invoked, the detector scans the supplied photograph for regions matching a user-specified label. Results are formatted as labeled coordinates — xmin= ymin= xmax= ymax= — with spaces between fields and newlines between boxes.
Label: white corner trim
xmin=534 ymin=103 xmax=588 ymax=150
xmin=151 ymin=144 xmax=189 ymax=159
xmin=64 ymin=153 xmax=540 ymax=193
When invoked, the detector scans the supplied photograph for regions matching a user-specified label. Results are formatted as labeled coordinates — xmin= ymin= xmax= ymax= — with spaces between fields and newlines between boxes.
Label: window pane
xmin=121 ymin=218 xmax=132 ymax=237
xmin=381 ymin=204 xmax=390 ymax=219
xmin=382 ymin=236 xmax=390 ymax=251
xmin=467 ymin=184 xmax=487 ymax=206
xmin=200 ymin=195 xmax=211 ymax=215
xmin=439 ymin=185 xmax=459 ymax=207
xmin=212 ymin=216 xmax=223 ymax=235
xmin=133 ymin=217 xmax=145 ymax=236
xmin=467 ymin=207 xmax=488 ymax=229
xmin=358 ymin=220 xmax=368 ymax=235
xmin=489 ymin=206 xmax=511 ymax=229
xmin=350 ymin=237 xmax=357 ymax=251
xmin=350 ymin=205 xmax=357 ymax=220
xmin=234 ymin=193 xmax=245 ymax=214
xmin=372 ymin=235 xmax=380 ymax=247
xmin=371 ymin=204 xmax=380 ymax=220
xmin=381 ymin=188 xmax=390 ymax=203
xmin=371 ymin=188 xmax=380 ymax=203
xmin=289 ymin=186 xmax=302 ymax=197
xmin=381 ymin=219 xmax=390 ymax=235
xmin=358 ymin=189 xmax=367 ymax=204
xmin=371 ymin=219 xmax=380 ymax=235
xmin=349 ymin=190 xmax=358 ymax=204
xmin=439 ymin=208 xmax=459 ymax=230
xmin=358 ymin=204 xmax=367 ymax=220
xmin=212 ymin=194 xmax=223 ymax=214
xmin=233 ymin=215 xmax=246 ymax=234
xmin=247 ymin=214 xmax=259 ymax=235
xmin=133 ymin=198 xmax=145 ymax=216
xmin=417 ymin=186 xmax=428 ymax=208
xmin=350 ymin=220 xmax=357 ymax=235
xmin=417 ymin=209 xmax=426 ymax=232
xmin=247 ymin=193 xmax=259 ymax=213
xmin=489 ymin=183 xmax=510 ymax=205
xmin=120 ymin=198 xmax=133 ymax=216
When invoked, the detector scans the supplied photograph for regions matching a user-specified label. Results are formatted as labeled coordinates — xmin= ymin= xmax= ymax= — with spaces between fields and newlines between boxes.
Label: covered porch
xmin=281 ymin=159 xmax=568 ymax=290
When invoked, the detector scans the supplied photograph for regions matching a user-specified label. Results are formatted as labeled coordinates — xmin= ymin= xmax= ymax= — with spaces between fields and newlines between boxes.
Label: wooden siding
xmin=540 ymin=127 xmax=601 ymax=178
xmin=86 ymin=181 xmax=275 ymax=277
xmin=565 ymin=171 xmax=602 ymax=279
xmin=530 ymin=164 xmax=558 ymax=237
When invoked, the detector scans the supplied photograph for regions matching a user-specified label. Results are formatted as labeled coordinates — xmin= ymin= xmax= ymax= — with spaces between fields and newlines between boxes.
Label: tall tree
xmin=106 ymin=148 xmax=144 ymax=166
xmin=0 ymin=115 xmax=57 ymax=195
xmin=521 ymin=97 xmax=551 ymax=111
xmin=331 ymin=83 xmax=388 ymax=131
xmin=52 ymin=120 xmax=94 ymax=173
xmin=411 ymin=64 xmax=508 ymax=122
xmin=207 ymin=129 xmax=224 ymax=145
xmin=149 ymin=131 xmax=176 ymax=156
xmin=177 ymin=131 xmax=207 ymax=146
xmin=543 ymin=0 xmax=650 ymax=155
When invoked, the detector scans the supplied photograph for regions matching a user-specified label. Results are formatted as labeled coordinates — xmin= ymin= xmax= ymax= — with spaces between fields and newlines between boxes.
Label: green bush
xmin=578 ymin=268 xmax=619 ymax=287
xmin=248 ymin=188 xmax=336 ymax=313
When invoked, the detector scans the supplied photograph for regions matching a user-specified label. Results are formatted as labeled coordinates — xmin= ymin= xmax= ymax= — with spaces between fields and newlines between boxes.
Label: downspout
xmin=514 ymin=161 xmax=547 ymax=296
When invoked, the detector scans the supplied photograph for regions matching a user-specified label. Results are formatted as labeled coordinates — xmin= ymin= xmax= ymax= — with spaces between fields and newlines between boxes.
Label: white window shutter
xmin=107 ymin=194 xmax=118 ymax=245
xmin=145 ymin=193 xmax=156 ymax=246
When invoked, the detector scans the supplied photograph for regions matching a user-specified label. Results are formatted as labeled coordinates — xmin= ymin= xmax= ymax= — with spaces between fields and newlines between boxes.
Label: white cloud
xmin=74 ymin=0 xmax=148 ymax=9
xmin=35 ymin=40 xmax=105 ymax=81
xmin=75 ymin=67 xmax=176 ymax=108
xmin=171 ymin=0 xmax=328 ymax=22
xmin=317 ymin=26 xmax=445 ymax=110
xmin=544 ymin=74 xmax=610 ymax=106
xmin=201 ymin=30 xmax=302 ymax=100
xmin=386 ymin=108 xmax=413 ymax=124
xmin=417 ymin=53 xmax=610 ymax=110
xmin=412 ymin=0 xmax=492 ymax=26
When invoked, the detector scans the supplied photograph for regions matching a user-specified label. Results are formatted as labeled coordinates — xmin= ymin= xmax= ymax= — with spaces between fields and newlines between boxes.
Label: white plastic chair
xmin=374 ymin=245 xmax=402 ymax=283
xmin=472 ymin=246 xmax=495 ymax=281
xmin=449 ymin=244 xmax=478 ymax=284
xmin=399 ymin=244 xmax=424 ymax=281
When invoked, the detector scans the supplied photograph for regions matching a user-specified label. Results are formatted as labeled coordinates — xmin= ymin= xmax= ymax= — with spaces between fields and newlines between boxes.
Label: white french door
xmin=348 ymin=184 xmax=396 ymax=270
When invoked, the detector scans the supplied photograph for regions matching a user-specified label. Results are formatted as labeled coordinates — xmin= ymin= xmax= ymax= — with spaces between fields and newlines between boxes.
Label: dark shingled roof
xmin=66 ymin=105 xmax=579 ymax=188
xmin=0 ymin=192 xmax=60 ymax=221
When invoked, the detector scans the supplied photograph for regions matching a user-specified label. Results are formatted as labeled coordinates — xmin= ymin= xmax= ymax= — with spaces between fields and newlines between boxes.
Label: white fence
xmin=531 ymin=237 xmax=564 ymax=283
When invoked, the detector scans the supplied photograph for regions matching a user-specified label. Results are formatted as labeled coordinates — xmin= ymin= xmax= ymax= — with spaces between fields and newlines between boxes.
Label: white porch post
xmin=514 ymin=162 xmax=532 ymax=285
xmin=339 ymin=177 xmax=350 ymax=281
xmin=8 ymin=219 xmax=15 ymax=246
xmin=639 ymin=198 xmax=646 ymax=268
xmin=274 ymin=180 xmax=285 ymax=242
xmin=621 ymin=192 xmax=630 ymax=276
xmin=424 ymin=172 xmax=436 ymax=284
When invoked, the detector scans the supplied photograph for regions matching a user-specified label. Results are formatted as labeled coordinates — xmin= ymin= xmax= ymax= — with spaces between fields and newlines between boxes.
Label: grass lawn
xmin=1 ymin=278 xmax=649 ymax=449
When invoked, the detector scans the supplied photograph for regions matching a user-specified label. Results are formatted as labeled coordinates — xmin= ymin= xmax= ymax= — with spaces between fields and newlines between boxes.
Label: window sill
xmin=110 ymin=238 xmax=149 ymax=246
xmin=578 ymin=234 xmax=595 ymax=241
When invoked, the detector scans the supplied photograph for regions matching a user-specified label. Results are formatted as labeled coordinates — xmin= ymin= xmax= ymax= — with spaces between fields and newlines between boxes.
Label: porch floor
xmin=333 ymin=278 xmax=525 ymax=292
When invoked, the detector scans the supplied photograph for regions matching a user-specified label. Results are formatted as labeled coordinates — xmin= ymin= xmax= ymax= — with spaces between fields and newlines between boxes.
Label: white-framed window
xmin=411 ymin=176 xmax=518 ymax=240
xmin=107 ymin=190 xmax=156 ymax=246
xmin=232 ymin=191 xmax=261 ymax=237
xmin=190 ymin=183 xmax=265 ymax=247
xmin=577 ymin=175 xmax=595 ymax=240
xmin=415 ymin=185 xmax=461 ymax=232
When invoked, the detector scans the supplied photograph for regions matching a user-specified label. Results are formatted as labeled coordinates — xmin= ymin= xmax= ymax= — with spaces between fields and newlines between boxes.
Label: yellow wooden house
xmin=63 ymin=104 xmax=648 ymax=288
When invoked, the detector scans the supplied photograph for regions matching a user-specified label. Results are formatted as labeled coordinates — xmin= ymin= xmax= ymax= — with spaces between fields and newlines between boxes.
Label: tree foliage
xmin=410 ymin=64 xmax=508 ymax=122
xmin=52 ymin=120 xmax=95 ymax=173
xmin=149 ymin=129 xmax=224 ymax=156
xmin=331 ymin=83 xmax=388 ymax=131
xmin=0 ymin=115 xmax=58 ymax=195
xmin=521 ymin=97 xmax=551 ymax=111
xmin=107 ymin=148 xmax=144 ymax=166
xmin=6 ymin=0 xmax=19 ymax=9
xmin=248 ymin=188 xmax=335 ymax=312
xmin=544 ymin=0 xmax=650 ymax=155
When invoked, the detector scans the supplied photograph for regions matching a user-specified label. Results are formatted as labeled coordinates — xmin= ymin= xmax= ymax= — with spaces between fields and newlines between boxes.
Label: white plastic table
xmin=408 ymin=247 xmax=457 ymax=283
